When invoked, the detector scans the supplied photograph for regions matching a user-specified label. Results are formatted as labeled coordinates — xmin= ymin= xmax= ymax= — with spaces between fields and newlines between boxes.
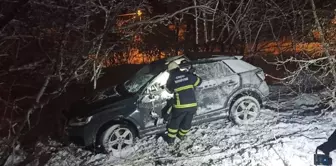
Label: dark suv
xmin=66 ymin=54 xmax=269 ymax=154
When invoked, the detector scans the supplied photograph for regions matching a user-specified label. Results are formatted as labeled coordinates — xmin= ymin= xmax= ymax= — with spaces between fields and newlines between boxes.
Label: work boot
xmin=177 ymin=134 xmax=185 ymax=141
xmin=163 ymin=135 xmax=175 ymax=146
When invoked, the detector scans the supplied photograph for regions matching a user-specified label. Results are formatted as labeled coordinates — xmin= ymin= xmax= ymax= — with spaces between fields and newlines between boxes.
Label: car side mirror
xmin=148 ymin=93 xmax=155 ymax=99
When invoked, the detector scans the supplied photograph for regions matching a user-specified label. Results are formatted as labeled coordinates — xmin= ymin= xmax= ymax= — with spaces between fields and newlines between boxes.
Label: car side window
xmin=214 ymin=61 xmax=234 ymax=77
xmin=143 ymin=71 xmax=173 ymax=98
xmin=194 ymin=61 xmax=233 ymax=80
xmin=194 ymin=64 xmax=211 ymax=80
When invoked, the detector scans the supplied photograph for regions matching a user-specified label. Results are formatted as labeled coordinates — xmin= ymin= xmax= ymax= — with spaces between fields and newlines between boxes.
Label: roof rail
xmin=185 ymin=52 xmax=244 ymax=61
xmin=210 ymin=55 xmax=243 ymax=60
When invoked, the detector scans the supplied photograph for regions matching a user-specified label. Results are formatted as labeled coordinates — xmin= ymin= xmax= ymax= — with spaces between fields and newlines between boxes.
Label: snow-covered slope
xmin=4 ymin=85 xmax=336 ymax=166
xmin=43 ymin=110 xmax=336 ymax=166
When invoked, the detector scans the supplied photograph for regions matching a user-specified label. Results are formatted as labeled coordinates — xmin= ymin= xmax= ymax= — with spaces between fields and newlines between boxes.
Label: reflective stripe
xmin=173 ymin=84 xmax=197 ymax=109
xmin=173 ymin=103 xmax=197 ymax=109
xmin=194 ymin=77 xmax=200 ymax=86
xmin=167 ymin=106 xmax=172 ymax=114
xmin=180 ymin=129 xmax=189 ymax=133
xmin=178 ymin=131 xmax=187 ymax=136
xmin=176 ymin=93 xmax=180 ymax=105
xmin=168 ymin=128 xmax=178 ymax=133
xmin=178 ymin=129 xmax=189 ymax=136
xmin=168 ymin=133 xmax=176 ymax=138
xmin=174 ymin=85 xmax=194 ymax=92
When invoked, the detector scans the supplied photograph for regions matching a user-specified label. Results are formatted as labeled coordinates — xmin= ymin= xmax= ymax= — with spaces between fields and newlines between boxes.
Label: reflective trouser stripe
xmin=180 ymin=129 xmax=189 ymax=133
xmin=194 ymin=77 xmax=200 ymax=86
xmin=168 ymin=133 xmax=176 ymax=138
xmin=178 ymin=129 xmax=189 ymax=136
xmin=178 ymin=131 xmax=187 ymax=136
xmin=168 ymin=128 xmax=177 ymax=138
xmin=173 ymin=103 xmax=197 ymax=109
xmin=168 ymin=128 xmax=178 ymax=133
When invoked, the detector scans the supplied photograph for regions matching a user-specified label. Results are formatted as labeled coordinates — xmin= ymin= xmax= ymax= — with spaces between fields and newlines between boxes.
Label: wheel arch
xmin=95 ymin=117 xmax=139 ymax=145
xmin=227 ymin=87 xmax=263 ymax=110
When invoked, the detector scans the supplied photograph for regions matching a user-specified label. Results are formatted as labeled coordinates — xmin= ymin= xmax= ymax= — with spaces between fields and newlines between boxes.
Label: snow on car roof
xmin=153 ymin=55 xmax=256 ymax=74
xmin=223 ymin=59 xmax=257 ymax=73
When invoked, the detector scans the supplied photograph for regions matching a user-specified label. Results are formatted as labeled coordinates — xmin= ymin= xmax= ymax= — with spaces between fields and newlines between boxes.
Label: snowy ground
xmin=4 ymin=85 xmax=336 ymax=166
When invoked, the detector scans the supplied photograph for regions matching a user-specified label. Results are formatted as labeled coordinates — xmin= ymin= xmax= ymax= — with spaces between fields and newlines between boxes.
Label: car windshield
xmin=124 ymin=62 xmax=165 ymax=93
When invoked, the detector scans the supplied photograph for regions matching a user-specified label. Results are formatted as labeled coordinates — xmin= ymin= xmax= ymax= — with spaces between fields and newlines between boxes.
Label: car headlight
xmin=68 ymin=116 xmax=92 ymax=126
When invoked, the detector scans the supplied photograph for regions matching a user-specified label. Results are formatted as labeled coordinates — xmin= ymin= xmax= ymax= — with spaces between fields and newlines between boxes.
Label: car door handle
xmin=204 ymin=84 xmax=217 ymax=88
xmin=227 ymin=81 xmax=236 ymax=86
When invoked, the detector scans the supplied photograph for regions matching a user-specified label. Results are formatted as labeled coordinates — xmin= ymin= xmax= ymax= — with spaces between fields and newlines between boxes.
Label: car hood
xmin=68 ymin=85 xmax=135 ymax=118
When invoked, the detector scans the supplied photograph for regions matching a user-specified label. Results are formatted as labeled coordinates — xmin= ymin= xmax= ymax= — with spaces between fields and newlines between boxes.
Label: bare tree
xmin=211 ymin=0 xmax=220 ymax=41
xmin=193 ymin=0 xmax=199 ymax=45
xmin=0 ymin=0 xmax=151 ymax=164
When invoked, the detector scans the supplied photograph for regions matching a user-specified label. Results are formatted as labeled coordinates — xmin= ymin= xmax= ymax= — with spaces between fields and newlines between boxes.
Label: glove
xmin=163 ymin=106 xmax=172 ymax=122
xmin=150 ymin=111 xmax=159 ymax=119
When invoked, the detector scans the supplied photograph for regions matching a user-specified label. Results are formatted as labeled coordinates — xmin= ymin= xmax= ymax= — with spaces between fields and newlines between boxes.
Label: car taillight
xmin=256 ymin=70 xmax=265 ymax=80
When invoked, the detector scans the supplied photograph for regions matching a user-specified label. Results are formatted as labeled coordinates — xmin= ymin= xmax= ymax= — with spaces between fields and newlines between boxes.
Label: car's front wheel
xmin=99 ymin=124 xmax=136 ymax=156
xmin=230 ymin=96 xmax=261 ymax=125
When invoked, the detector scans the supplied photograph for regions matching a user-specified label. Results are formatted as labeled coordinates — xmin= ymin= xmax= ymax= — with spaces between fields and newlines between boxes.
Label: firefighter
xmin=317 ymin=129 xmax=336 ymax=155
xmin=163 ymin=60 xmax=202 ymax=145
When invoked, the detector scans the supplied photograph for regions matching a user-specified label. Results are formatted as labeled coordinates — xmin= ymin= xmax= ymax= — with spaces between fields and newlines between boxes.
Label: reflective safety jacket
xmin=166 ymin=68 xmax=202 ymax=109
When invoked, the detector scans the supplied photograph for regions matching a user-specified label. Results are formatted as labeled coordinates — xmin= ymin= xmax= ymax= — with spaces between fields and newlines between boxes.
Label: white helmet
xmin=167 ymin=61 xmax=179 ymax=71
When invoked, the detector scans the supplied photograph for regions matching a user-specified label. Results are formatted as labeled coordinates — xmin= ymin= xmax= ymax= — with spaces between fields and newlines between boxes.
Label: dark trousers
xmin=320 ymin=129 xmax=336 ymax=154
xmin=166 ymin=107 xmax=196 ymax=139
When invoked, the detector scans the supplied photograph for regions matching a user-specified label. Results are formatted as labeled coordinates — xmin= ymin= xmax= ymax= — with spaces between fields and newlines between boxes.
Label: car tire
xmin=99 ymin=124 xmax=136 ymax=156
xmin=230 ymin=95 xmax=261 ymax=125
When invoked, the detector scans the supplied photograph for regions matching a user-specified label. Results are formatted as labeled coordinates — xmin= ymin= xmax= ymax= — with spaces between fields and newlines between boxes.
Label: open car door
xmin=137 ymin=71 xmax=173 ymax=128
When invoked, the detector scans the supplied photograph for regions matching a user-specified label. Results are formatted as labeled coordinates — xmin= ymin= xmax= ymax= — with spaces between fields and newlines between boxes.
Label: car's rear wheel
xmin=230 ymin=96 xmax=260 ymax=125
xmin=99 ymin=124 xmax=136 ymax=156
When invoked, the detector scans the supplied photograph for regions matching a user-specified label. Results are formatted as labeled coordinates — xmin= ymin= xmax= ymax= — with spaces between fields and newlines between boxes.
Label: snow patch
xmin=12 ymin=107 xmax=336 ymax=166
xmin=46 ymin=149 xmax=80 ymax=166
xmin=3 ymin=145 xmax=26 ymax=166
xmin=294 ymin=93 xmax=322 ymax=107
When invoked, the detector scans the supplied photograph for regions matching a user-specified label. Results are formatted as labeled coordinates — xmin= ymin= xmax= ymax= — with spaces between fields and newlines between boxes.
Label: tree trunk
xmin=211 ymin=1 xmax=220 ymax=41
xmin=193 ymin=0 xmax=199 ymax=45
xmin=0 ymin=75 xmax=51 ymax=166
xmin=310 ymin=0 xmax=336 ymax=82
xmin=203 ymin=11 xmax=208 ymax=44
xmin=175 ymin=20 xmax=180 ymax=56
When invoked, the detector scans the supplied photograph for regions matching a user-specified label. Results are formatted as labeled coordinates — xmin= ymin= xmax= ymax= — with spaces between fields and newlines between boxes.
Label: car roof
xmin=223 ymin=59 xmax=257 ymax=73
xmin=151 ymin=53 xmax=258 ymax=73
xmin=183 ymin=52 xmax=258 ymax=73
xmin=155 ymin=52 xmax=244 ymax=65
xmin=151 ymin=55 xmax=189 ymax=66
xmin=185 ymin=52 xmax=243 ymax=61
